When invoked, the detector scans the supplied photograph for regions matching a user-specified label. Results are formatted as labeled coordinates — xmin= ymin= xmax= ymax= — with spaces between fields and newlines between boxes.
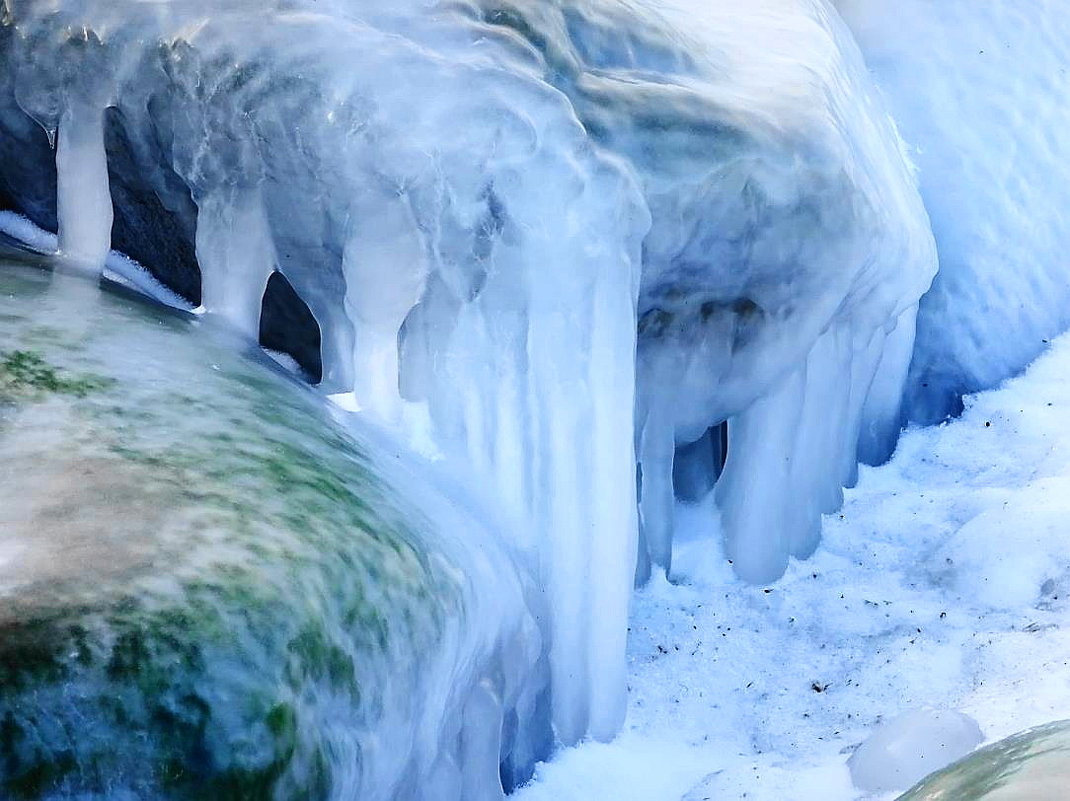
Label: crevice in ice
xmin=672 ymin=423 xmax=728 ymax=505
xmin=259 ymin=269 xmax=322 ymax=384
xmin=104 ymin=105 xmax=203 ymax=306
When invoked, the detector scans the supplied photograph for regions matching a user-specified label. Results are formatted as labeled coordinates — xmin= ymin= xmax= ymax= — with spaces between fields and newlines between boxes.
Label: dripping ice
xmin=0 ymin=0 xmax=947 ymax=793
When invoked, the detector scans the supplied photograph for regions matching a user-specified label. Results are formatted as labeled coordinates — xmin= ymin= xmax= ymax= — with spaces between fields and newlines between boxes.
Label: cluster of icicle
xmin=0 ymin=0 xmax=936 ymax=767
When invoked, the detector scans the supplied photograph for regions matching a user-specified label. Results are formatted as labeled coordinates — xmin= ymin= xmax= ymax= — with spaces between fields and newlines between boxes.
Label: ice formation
xmin=838 ymin=0 xmax=1070 ymax=423
xmin=0 ymin=0 xmax=941 ymax=786
xmin=847 ymin=709 xmax=983 ymax=794
xmin=0 ymin=259 xmax=551 ymax=800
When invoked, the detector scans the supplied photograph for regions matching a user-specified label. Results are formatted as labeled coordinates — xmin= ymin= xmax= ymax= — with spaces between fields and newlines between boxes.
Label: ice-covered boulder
xmin=0 ymin=254 xmax=549 ymax=799
xmin=849 ymin=709 xmax=984 ymax=794
xmin=0 ymin=0 xmax=937 ymax=744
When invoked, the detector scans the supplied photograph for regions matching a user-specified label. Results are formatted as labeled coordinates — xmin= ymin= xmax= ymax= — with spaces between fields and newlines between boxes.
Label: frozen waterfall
xmin=0 ymin=0 xmax=940 ymax=794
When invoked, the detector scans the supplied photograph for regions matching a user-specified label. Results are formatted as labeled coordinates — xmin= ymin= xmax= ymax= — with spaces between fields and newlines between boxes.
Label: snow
xmin=515 ymin=332 xmax=1070 ymax=801
xmin=837 ymin=0 xmax=1070 ymax=423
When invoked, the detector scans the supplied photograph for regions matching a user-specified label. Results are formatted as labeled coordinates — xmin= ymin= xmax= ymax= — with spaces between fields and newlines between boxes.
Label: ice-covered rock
xmin=0 ymin=0 xmax=937 ymax=749
xmin=0 ymin=254 xmax=550 ymax=800
xmin=849 ymin=709 xmax=983 ymax=794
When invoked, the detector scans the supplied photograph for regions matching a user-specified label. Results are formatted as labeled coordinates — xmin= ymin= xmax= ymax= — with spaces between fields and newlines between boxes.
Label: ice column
xmin=55 ymin=100 xmax=112 ymax=273
xmin=858 ymin=306 xmax=918 ymax=466
xmin=716 ymin=314 xmax=917 ymax=582
xmin=405 ymin=148 xmax=644 ymax=744
xmin=636 ymin=387 xmax=676 ymax=582
xmin=342 ymin=194 xmax=429 ymax=423
xmin=195 ymin=188 xmax=276 ymax=340
xmin=716 ymin=367 xmax=807 ymax=583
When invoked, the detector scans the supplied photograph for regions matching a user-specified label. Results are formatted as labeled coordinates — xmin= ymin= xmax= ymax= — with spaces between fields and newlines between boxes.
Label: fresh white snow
xmin=516 ymin=333 xmax=1070 ymax=800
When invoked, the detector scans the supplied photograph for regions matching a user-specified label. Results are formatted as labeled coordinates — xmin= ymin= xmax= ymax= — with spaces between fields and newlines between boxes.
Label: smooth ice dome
xmin=848 ymin=709 xmax=983 ymax=794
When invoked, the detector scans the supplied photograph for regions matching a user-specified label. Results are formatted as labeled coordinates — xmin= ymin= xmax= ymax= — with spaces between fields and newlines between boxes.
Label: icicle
xmin=716 ymin=366 xmax=806 ymax=583
xmin=838 ymin=327 xmax=886 ymax=491
xmin=785 ymin=354 xmax=824 ymax=560
xmin=459 ymin=679 xmax=504 ymax=801
xmin=55 ymin=100 xmax=112 ymax=274
xmin=584 ymin=239 xmax=641 ymax=742
xmin=343 ymin=194 xmax=429 ymax=424
xmin=636 ymin=394 xmax=676 ymax=580
xmin=194 ymin=187 xmax=276 ymax=340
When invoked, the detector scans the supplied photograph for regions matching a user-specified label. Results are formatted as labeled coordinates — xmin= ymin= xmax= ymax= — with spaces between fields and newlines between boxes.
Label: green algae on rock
xmin=898 ymin=720 xmax=1070 ymax=800
xmin=0 ymin=261 xmax=547 ymax=800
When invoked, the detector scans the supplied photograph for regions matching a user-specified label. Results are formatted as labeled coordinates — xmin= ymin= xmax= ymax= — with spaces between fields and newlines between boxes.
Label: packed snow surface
xmin=515 ymin=333 xmax=1070 ymax=800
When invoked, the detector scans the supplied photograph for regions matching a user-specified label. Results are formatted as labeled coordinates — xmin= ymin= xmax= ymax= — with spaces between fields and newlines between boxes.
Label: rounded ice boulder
xmin=849 ymin=709 xmax=984 ymax=794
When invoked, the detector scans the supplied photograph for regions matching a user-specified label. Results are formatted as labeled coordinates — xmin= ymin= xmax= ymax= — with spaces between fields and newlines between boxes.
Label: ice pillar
xmin=55 ymin=100 xmax=112 ymax=273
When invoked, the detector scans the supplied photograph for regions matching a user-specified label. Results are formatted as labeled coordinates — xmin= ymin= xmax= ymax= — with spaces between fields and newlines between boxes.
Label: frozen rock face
xmin=0 ymin=0 xmax=936 ymax=746
xmin=849 ymin=709 xmax=983 ymax=794
xmin=0 ymin=256 xmax=550 ymax=800
xmin=899 ymin=720 xmax=1070 ymax=800
xmin=838 ymin=0 xmax=1070 ymax=424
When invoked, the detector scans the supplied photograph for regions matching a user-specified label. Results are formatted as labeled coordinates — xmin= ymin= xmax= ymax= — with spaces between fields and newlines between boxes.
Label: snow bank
xmin=838 ymin=0 xmax=1070 ymax=423
xmin=516 ymin=332 xmax=1070 ymax=800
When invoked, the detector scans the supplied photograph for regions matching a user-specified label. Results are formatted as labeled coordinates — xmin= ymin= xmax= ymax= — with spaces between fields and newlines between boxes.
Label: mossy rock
xmin=0 ymin=262 xmax=464 ymax=799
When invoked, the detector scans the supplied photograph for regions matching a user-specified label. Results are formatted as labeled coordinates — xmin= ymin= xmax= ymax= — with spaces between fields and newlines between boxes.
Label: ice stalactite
xmin=717 ymin=366 xmax=807 ymax=583
xmin=55 ymin=100 xmax=111 ymax=272
xmin=405 ymin=148 xmax=646 ymax=744
xmin=0 ymin=0 xmax=942 ymax=782
xmin=637 ymin=382 xmax=676 ymax=583
xmin=713 ymin=311 xmax=922 ymax=580
xmin=342 ymin=193 xmax=429 ymax=423
xmin=858 ymin=306 xmax=918 ymax=466
xmin=195 ymin=187 xmax=276 ymax=338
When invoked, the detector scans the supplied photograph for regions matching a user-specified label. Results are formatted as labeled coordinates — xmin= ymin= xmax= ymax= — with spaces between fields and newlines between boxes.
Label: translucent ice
xmin=0 ymin=0 xmax=937 ymax=757
xmin=849 ymin=709 xmax=983 ymax=794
